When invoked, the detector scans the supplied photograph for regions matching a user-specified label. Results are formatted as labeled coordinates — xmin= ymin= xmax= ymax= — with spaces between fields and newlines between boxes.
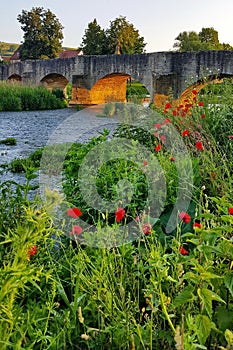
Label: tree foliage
xmin=81 ymin=16 xmax=146 ymax=55
xmin=17 ymin=7 xmax=64 ymax=60
xmin=174 ymin=27 xmax=233 ymax=52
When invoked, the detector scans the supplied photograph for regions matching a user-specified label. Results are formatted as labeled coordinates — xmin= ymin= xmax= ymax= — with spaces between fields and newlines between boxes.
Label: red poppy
xmin=181 ymin=129 xmax=189 ymax=137
xmin=162 ymin=118 xmax=170 ymax=124
xmin=179 ymin=246 xmax=189 ymax=255
xmin=163 ymin=109 xmax=168 ymax=114
xmin=143 ymin=160 xmax=148 ymax=166
xmin=228 ymin=208 xmax=233 ymax=215
xmin=154 ymin=131 xmax=159 ymax=137
xmin=67 ymin=207 xmax=82 ymax=218
xmin=115 ymin=207 xmax=125 ymax=222
xmin=179 ymin=211 xmax=191 ymax=223
xmin=193 ymin=222 xmax=201 ymax=229
xmin=201 ymin=113 xmax=205 ymax=118
xmin=69 ymin=225 xmax=83 ymax=236
xmin=170 ymin=157 xmax=175 ymax=161
xmin=165 ymin=103 xmax=172 ymax=109
xmin=184 ymin=99 xmax=189 ymax=103
xmin=155 ymin=144 xmax=161 ymax=152
xmin=192 ymin=89 xmax=198 ymax=95
xmin=28 ymin=245 xmax=37 ymax=259
xmin=193 ymin=97 xmax=197 ymax=104
xmin=160 ymin=135 xmax=166 ymax=142
xmin=172 ymin=110 xmax=177 ymax=116
xmin=198 ymin=101 xmax=204 ymax=107
xmin=228 ymin=135 xmax=233 ymax=139
xmin=195 ymin=141 xmax=204 ymax=150
xmin=154 ymin=123 xmax=161 ymax=129
xmin=142 ymin=222 xmax=152 ymax=235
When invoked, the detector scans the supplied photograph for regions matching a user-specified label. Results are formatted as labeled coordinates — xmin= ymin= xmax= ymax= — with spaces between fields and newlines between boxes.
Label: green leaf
xmin=173 ymin=286 xmax=195 ymax=307
xmin=197 ymin=288 xmax=212 ymax=318
xmin=224 ymin=272 xmax=233 ymax=297
xmin=225 ymin=329 xmax=233 ymax=346
xmin=196 ymin=314 xmax=212 ymax=345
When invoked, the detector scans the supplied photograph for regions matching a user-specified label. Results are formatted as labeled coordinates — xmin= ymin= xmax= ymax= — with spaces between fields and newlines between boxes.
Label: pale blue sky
xmin=1 ymin=0 xmax=233 ymax=52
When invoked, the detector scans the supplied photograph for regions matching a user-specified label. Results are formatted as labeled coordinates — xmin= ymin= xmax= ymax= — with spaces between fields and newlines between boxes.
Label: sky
xmin=1 ymin=0 xmax=233 ymax=52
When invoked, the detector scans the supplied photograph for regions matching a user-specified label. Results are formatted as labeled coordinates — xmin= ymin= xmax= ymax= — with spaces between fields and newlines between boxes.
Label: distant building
xmin=8 ymin=46 xmax=83 ymax=62
xmin=58 ymin=49 xmax=83 ymax=58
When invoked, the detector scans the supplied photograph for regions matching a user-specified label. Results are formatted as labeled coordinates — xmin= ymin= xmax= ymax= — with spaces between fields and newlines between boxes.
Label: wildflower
xmin=67 ymin=207 xmax=82 ymax=218
xmin=155 ymin=144 xmax=161 ymax=152
xmin=154 ymin=123 xmax=161 ymax=129
xmin=179 ymin=246 xmax=189 ymax=255
xmin=162 ymin=118 xmax=171 ymax=124
xmin=143 ymin=160 xmax=148 ymax=166
xmin=201 ymin=113 xmax=205 ymax=118
xmin=115 ymin=207 xmax=125 ymax=222
xmin=184 ymin=99 xmax=189 ymax=103
xmin=170 ymin=157 xmax=175 ymax=161
xmin=160 ymin=135 xmax=166 ymax=142
xmin=198 ymin=101 xmax=204 ymax=107
xmin=165 ymin=103 xmax=172 ymax=109
xmin=154 ymin=131 xmax=159 ymax=137
xmin=69 ymin=225 xmax=83 ymax=236
xmin=142 ymin=222 xmax=152 ymax=235
xmin=172 ymin=110 xmax=177 ymax=116
xmin=181 ymin=129 xmax=189 ymax=137
xmin=228 ymin=135 xmax=233 ymax=139
xmin=28 ymin=245 xmax=37 ymax=260
xmin=195 ymin=141 xmax=204 ymax=150
xmin=193 ymin=222 xmax=201 ymax=229
xmin=179 ymin=211 xmax=191 ymax=223
xmin=228 ymin=208 xmax=233 ymax=215
xmin=81 ymin=334 xmax=89 ymax=340
xmin=192 ymin=89 xmax=198 ymax=95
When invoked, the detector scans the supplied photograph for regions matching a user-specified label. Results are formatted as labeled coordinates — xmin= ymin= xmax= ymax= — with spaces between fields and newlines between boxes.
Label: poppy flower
xmin=115 ymin=207 xmax=125 ymax=222
xmin=28 ymin=245 xmax=37 ymax=259
xmin=201 ymin=113 xmax=205 ymax=118
xmin=155 ymin=144 xmax=161 ymax=152
xmin=165 ymin=103 xmax=172 ymax=109
xmin=181 ymin=129 xmax=189 ymax=137
xmin=192 ymin=89 xmax=198 ymax=95
xmin=228 ymin=208 xmax=233 ymax=215
xmin=170 ymin=157 xmax=175 ymax=161
xmin=228 ymin=135 xmax=233 ymax=139
xmin=179 ymin=246 xmax=189 ymax=255
xmin=69 ymin=225 xmax=83 ymax=236
xmin=143 ymin=160 xmax=148 ymax=166
xmin=198 ymin=101 xmax=204 ymax=107
xmin=195 ymin=141 xmax=204 ymax=150
xmin=154 ymin=123 xmax=161 ymax=129
xmin=179 ymin=211 xmax=191 ymax=223
xmin=193 ymin=222 xmax=201 ymax=229
xmin=162 ymin=118 xmax=170 ymax=124
xmin=172 ymin=110 xmax=177 ymax=116
xmin=160 ymin=135 xmax=166 ymax=142
xmin=67 ymin=207 xmax=82 ymax=218
xmin=142 ymin=223 xmax=152 ymax=235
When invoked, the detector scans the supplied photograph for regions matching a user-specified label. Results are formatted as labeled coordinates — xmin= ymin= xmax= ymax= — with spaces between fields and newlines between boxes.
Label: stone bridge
xmin=1 ymin=50 xmax=233 ymax=105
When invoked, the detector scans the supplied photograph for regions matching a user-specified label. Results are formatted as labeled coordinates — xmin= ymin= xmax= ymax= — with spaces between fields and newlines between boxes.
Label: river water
xmin=0 ymin=107 xmax=120 ymax=186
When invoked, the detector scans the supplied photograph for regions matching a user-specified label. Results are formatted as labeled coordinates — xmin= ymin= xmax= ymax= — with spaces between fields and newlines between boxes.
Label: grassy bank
xmin=0 ymin=78 xmax=233 ymax=349
xmin=0 ymin=82 xmax=67 ymax=111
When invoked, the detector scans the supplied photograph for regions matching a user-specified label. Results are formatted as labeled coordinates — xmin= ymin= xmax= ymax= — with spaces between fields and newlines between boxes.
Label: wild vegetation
xmin=0 ymin=78 xmax=233 ymax=349
xmin=0 ymin=82 xmax=67 ymax=111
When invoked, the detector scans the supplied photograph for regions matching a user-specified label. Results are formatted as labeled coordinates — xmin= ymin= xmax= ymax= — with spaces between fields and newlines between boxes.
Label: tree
xmin=17 ymin=7 xmax=63 ymax=60
xmin=106 ymin=16 xmax=146 ymax=54
xmin=173 ymin=27 xmax=233 ymax=52
xmin=81 ymin=19 xmax=108 ymax=55
xmin=81 ymin=16 xmax=146 ymax=55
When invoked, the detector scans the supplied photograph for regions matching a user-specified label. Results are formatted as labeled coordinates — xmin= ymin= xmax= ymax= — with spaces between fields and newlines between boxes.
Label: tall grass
xmin=0 ymin=82 xmax=66 ymax=111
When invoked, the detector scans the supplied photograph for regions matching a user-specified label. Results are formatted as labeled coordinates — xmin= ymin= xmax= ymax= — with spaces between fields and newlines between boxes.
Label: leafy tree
xmin=81 ymin=16 xmax=146 ymax=55
xmin=106 ymin=16 xmax=146 ymax=54
xmin=17 ymin=7 xmax=63 ymax=60
xmin=81 ymin=19 xmax=108 ymax=55
xmin=173 ymin=31 xmax=202 ymax=52
xmin=174 ymin=27 xmax=233 ymax=52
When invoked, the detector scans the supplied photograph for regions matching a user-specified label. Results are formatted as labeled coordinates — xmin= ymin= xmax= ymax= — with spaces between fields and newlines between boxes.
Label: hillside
xmin=0 ymin=42 xmax=19 ymax=57
xmin=0 ymin=41 xmax=78 ymax=57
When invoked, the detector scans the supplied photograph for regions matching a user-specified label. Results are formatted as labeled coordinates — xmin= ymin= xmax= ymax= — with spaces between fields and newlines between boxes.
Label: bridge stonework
xmin=1 ymin=51 xmax=233 ymax=105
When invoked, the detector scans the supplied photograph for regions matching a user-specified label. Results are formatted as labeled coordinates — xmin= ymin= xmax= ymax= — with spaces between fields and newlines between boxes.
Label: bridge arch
xmin=7 ymin=74 xmax=22 ymax=82
xmin=72 ymin=72 xmax=151 ymax=106
xmin=40 ymin=73 xmax=70 ymax=94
